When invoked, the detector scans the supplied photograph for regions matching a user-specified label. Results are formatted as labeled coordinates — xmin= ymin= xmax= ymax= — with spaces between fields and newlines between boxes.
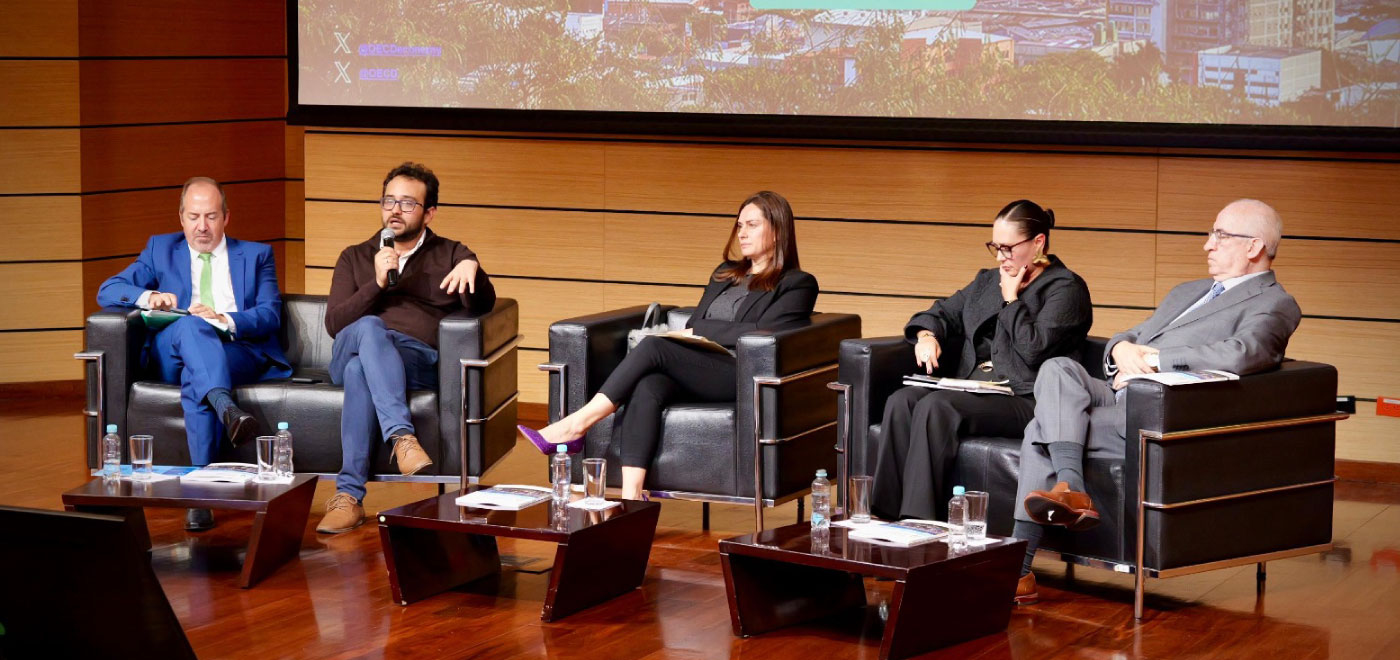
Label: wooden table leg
xmin=238 ymin=477 xmax=317 ymax=589
xmin=880 ymin=548 xmax=1021 ymax=660
xmin=67 ymin=504 xmax=151 ymax=552
xmin=378 ymin=523 xmax=502 ymax=606
xmin=721 ymin=551 xmax=866 ymax=638
xmin=541 ymin=503 xmax=661 ymax=622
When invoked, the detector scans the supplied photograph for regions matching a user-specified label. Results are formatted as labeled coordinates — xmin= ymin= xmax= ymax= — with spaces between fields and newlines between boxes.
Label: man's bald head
xmin=1219 ymin=199 xmax=1282 ymax=259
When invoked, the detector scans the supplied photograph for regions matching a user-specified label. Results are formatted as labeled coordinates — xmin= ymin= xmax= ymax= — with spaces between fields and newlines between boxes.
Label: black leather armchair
xmin=541 ymin=305 xmax=861 ymax=530
xmin=76 ymin=294 xmax=522 ymax=485
xmin=831 ymin=335 xmax=1345 ymax=618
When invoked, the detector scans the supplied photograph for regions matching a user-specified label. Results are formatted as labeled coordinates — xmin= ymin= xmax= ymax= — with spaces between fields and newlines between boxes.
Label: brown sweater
xmin=325 ymin=228 xmax=497 ymax=349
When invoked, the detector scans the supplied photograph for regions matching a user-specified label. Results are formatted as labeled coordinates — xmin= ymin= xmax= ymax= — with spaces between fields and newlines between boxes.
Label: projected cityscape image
xmin=299 ymin=0 xmax=1400 ymax=127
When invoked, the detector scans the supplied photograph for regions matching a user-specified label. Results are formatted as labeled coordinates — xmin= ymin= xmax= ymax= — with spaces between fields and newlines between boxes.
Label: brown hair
xmin=715 ymin=191 xmax=800 ymax=292
xmin=995 ymin=199 xmax=1056 ymax=255
xmin=382 ymin=162 xmax=439 ymax=209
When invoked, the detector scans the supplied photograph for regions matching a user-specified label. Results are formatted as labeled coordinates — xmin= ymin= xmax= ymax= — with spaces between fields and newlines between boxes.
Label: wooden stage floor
xmin=3 ymin=394 xmax=1398 ymax=659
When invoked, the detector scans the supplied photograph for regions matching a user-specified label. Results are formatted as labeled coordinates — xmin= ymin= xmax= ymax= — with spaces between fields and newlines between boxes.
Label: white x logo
xmin=334 ymin=31 xmax=351 ymax=54
xmin=334 ymin=62 xmax=351 ymax=84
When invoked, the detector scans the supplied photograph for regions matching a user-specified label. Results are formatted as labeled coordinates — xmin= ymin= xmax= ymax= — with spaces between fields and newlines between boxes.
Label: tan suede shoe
xmin=1024 ymin=481 xmax=1100 ymax=531
xmin=316 ymin=492 xmax=365 ymax=534
xmin=1015 ymin=572 xmax=1039 ymax=605
xmin=392 ymin=433 xmax=433 ymax=476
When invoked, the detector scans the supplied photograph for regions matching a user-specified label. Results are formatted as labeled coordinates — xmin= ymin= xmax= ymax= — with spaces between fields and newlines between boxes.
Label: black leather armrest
xmin=736 ymin=313 xmax=863 ymax=446
xmin=835 ymin=336 xmax=914 ymax=475
xmin=82 ymin=308 xmax=148 ymax=467
xmin=1079 ymin=337 xmax=1109 ymax=380
xmin=438 ymin=298 xmax=519 ymax=476
xmin=546 ymin=304 xmax=677 ymax=421
xmin=1122 ymin=360 xmax=1340 ymax=561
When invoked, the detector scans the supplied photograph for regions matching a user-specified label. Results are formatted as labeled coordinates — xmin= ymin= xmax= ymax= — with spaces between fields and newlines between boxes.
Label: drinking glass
xmin=255 ymin=436 xmax=278 ymax=482
xmin=848 ymin=475 xmax=873 ymax=523
xmin=582 ymin=458 xmax=606 ymax=504
xmin=129 ymin=435 xmax=154 ymax=481
xmin=965 ymin=490 xmax=989 ymax=541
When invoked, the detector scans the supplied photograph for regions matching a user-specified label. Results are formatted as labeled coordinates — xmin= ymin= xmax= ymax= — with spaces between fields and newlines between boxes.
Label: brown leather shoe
xmin=1015 ymin=572 xmax=1039 ymax=605
xmin=316 ymin=492 xmax=364 ymax=534
xmin=1024 ymin=481 xmax=1100 ymax=531
xmin=391 ymin=433 xmax=433 ymax=476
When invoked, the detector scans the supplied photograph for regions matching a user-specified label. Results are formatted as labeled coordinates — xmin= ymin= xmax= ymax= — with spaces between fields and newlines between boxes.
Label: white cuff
xmin=136 ymin=290 xmax=155 ymax=309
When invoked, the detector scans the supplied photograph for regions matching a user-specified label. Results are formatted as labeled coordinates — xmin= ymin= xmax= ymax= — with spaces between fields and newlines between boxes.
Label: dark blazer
xmin=903 ymin=255 xmax=1093 ymax=396
xmin=97 ymin=232 xmax=290 ymax=371
xmin=688 ymin=264 xmax=819 ymax=348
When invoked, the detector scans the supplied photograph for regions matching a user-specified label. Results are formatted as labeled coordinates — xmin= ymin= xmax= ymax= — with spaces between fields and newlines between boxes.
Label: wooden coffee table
xmin=376 ymin=487 xmax=661 ymax=621
xmin=61 ymin=474 xmax=318 ymax=588
xmin=720 ymin=523 xmax=1026 ymax=660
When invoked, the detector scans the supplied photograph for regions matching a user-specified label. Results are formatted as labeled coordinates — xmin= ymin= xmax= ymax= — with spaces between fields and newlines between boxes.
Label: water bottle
xmin=274 ymin=422 xmax=294 ymax=478
xmin=811 ymin=469 xmax=832 ymax=529
xmin=811 ymin=469 xmax=832 ymax=551
xmin=948 ymin=486 xmax=968 ymax=545
xmin=551 ymin=445 xmax=571 ymax=505
xmin=101 ymin=424 xmax=122 ymax=481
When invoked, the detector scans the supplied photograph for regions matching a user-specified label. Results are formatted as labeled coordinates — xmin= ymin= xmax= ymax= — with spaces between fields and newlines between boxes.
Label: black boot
xmin=185 ymin=508 xmax=215 ymax=532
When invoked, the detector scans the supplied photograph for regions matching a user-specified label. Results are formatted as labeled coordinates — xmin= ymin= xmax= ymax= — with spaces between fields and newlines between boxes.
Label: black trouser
xmin=597 ymin=336 xmax=737 ymax=468
xmin=871 ymin=386 xmax=1035 ymax=520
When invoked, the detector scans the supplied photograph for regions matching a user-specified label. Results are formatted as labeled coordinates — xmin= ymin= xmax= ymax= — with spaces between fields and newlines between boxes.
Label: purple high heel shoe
xmin=518 ymin=425 xmax=585 ymax=455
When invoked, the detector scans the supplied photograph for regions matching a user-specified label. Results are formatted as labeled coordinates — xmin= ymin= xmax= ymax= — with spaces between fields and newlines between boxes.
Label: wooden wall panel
xmin=518 ymin=348 xmax=550 ymax=403
xmin=602 ymin=213 xmax=731 ymax=285
xmin=304 ymin=203 xmax=609 ymax=282
xmin=77 ymin=0 xmax=284 ymax=57
xmin=0 ymin=61 xmax=79 ymax=126
xmin=78 ymin=59 xmax=285 ymax=125
xmin=0 ymin=197 xmax=82 ymax=261
xmin=80 ymin=181 xmax=288 ymax=260
xmin=0 ymin=330 xmax=82 ymax=382
xmin=603 ymin=142 xmax=1159 ymax=229
xmin=305 ymin=268 xmax=331 ymax=296
xmin=286 ymin=181 xmax=306 ymax=239
xmin=1288 ymin=319 xmax=1398 ymax=401
xmin=1155 ymin=236 xmax=1400 ymax=321
xmin=1157 ymin=157 xmax=1400 ymax=240
xmin=0 ymin=130 xmax=81 ymax=193
xmin=286 ymin=126 xmax=305 ymax=178
xmin=0 ymin=0 xmax=77 ymax=57
xmin=79 ymin=121 xmax=285 ymax=192
xmin=283 ymin=242 xmax=305 ymax=295
xmin=0 ymin=263 xmax=83 ymax=330
xmin=1337 ymin=409 xmax=1400 ymax=464
xmin=82 ymin=259 xmax=129 ymax=317
xmin=303 ymin=133 xmax=607 ymax=208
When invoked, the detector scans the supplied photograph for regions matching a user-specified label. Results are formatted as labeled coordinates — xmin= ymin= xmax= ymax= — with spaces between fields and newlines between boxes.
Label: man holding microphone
xmin=316 ymin=162 xmax=497 ymax=534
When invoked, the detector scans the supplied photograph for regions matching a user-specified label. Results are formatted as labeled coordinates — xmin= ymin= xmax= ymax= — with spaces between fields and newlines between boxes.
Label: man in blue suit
xmin=98 ymin=177 xmax=291 ymax=530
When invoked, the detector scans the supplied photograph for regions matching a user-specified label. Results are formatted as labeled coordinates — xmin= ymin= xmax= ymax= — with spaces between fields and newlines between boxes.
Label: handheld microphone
xmin=379 ymin=228 xmax=399 ymax=287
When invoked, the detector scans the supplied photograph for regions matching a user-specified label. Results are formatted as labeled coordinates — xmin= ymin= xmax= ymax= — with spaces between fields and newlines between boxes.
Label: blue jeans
xmin=330 ymin=316 xmax=439 ymax=500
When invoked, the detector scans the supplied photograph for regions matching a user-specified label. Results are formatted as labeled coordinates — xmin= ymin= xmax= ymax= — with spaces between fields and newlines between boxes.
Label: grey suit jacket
xmin=1105 ymin=270 xmax=1301 ymax=377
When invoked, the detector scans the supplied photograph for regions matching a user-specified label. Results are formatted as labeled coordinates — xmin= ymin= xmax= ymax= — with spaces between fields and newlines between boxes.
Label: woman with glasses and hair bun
xmin=871 ymin=200 xmax=1093 ymax=521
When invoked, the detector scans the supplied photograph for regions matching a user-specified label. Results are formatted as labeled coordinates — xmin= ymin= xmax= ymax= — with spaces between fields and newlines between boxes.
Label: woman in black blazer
xmin=872 ymin=200 xmax=1093 ymax=521
xmin=522 ymin=191 xmax=818 ymax=500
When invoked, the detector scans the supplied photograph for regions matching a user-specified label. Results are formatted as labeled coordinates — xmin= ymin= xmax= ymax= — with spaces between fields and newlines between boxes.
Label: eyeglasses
xmin=380 ymin=197 xmax=422 ymax=213
xmin=985 ymin=237 xmax=1033 ymax=258
xmin=1207 ymin=228 xmax=1256 ymax=242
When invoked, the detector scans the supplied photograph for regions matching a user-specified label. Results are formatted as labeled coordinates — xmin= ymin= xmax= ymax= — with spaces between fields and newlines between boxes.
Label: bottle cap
xmin=106 ymin=424 xmax=118 ymax=433
xmin=953 ymin=486 xmax=966 ymax=496
xmin=277 ymin=422 xmax=289 ymax=430
xmin=815 ymin=469 xmax=827 ymax=478
xmin=556 ymin=444 xmax=568 ymax=454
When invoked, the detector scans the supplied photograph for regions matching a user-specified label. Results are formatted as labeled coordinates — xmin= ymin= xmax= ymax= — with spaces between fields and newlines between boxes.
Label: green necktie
xmin=197 ymin=252 xmax=214 ymax=309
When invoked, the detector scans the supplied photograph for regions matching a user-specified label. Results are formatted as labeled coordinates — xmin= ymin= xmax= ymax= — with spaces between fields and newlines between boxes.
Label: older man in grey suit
xmin=1010 ymin=199 xmax=1302 ymax=603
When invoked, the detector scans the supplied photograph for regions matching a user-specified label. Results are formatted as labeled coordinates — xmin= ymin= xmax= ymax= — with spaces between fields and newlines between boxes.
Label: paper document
xmin=660 ymin=330 xmax=735 ymax=356
xmin=1120 ymin=370 xmax=1239 ymax=386
xmin=455 ymin=485 xmax=553 ymax=510
xmin=902 ymin=374 xmax=1014 ymax=396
